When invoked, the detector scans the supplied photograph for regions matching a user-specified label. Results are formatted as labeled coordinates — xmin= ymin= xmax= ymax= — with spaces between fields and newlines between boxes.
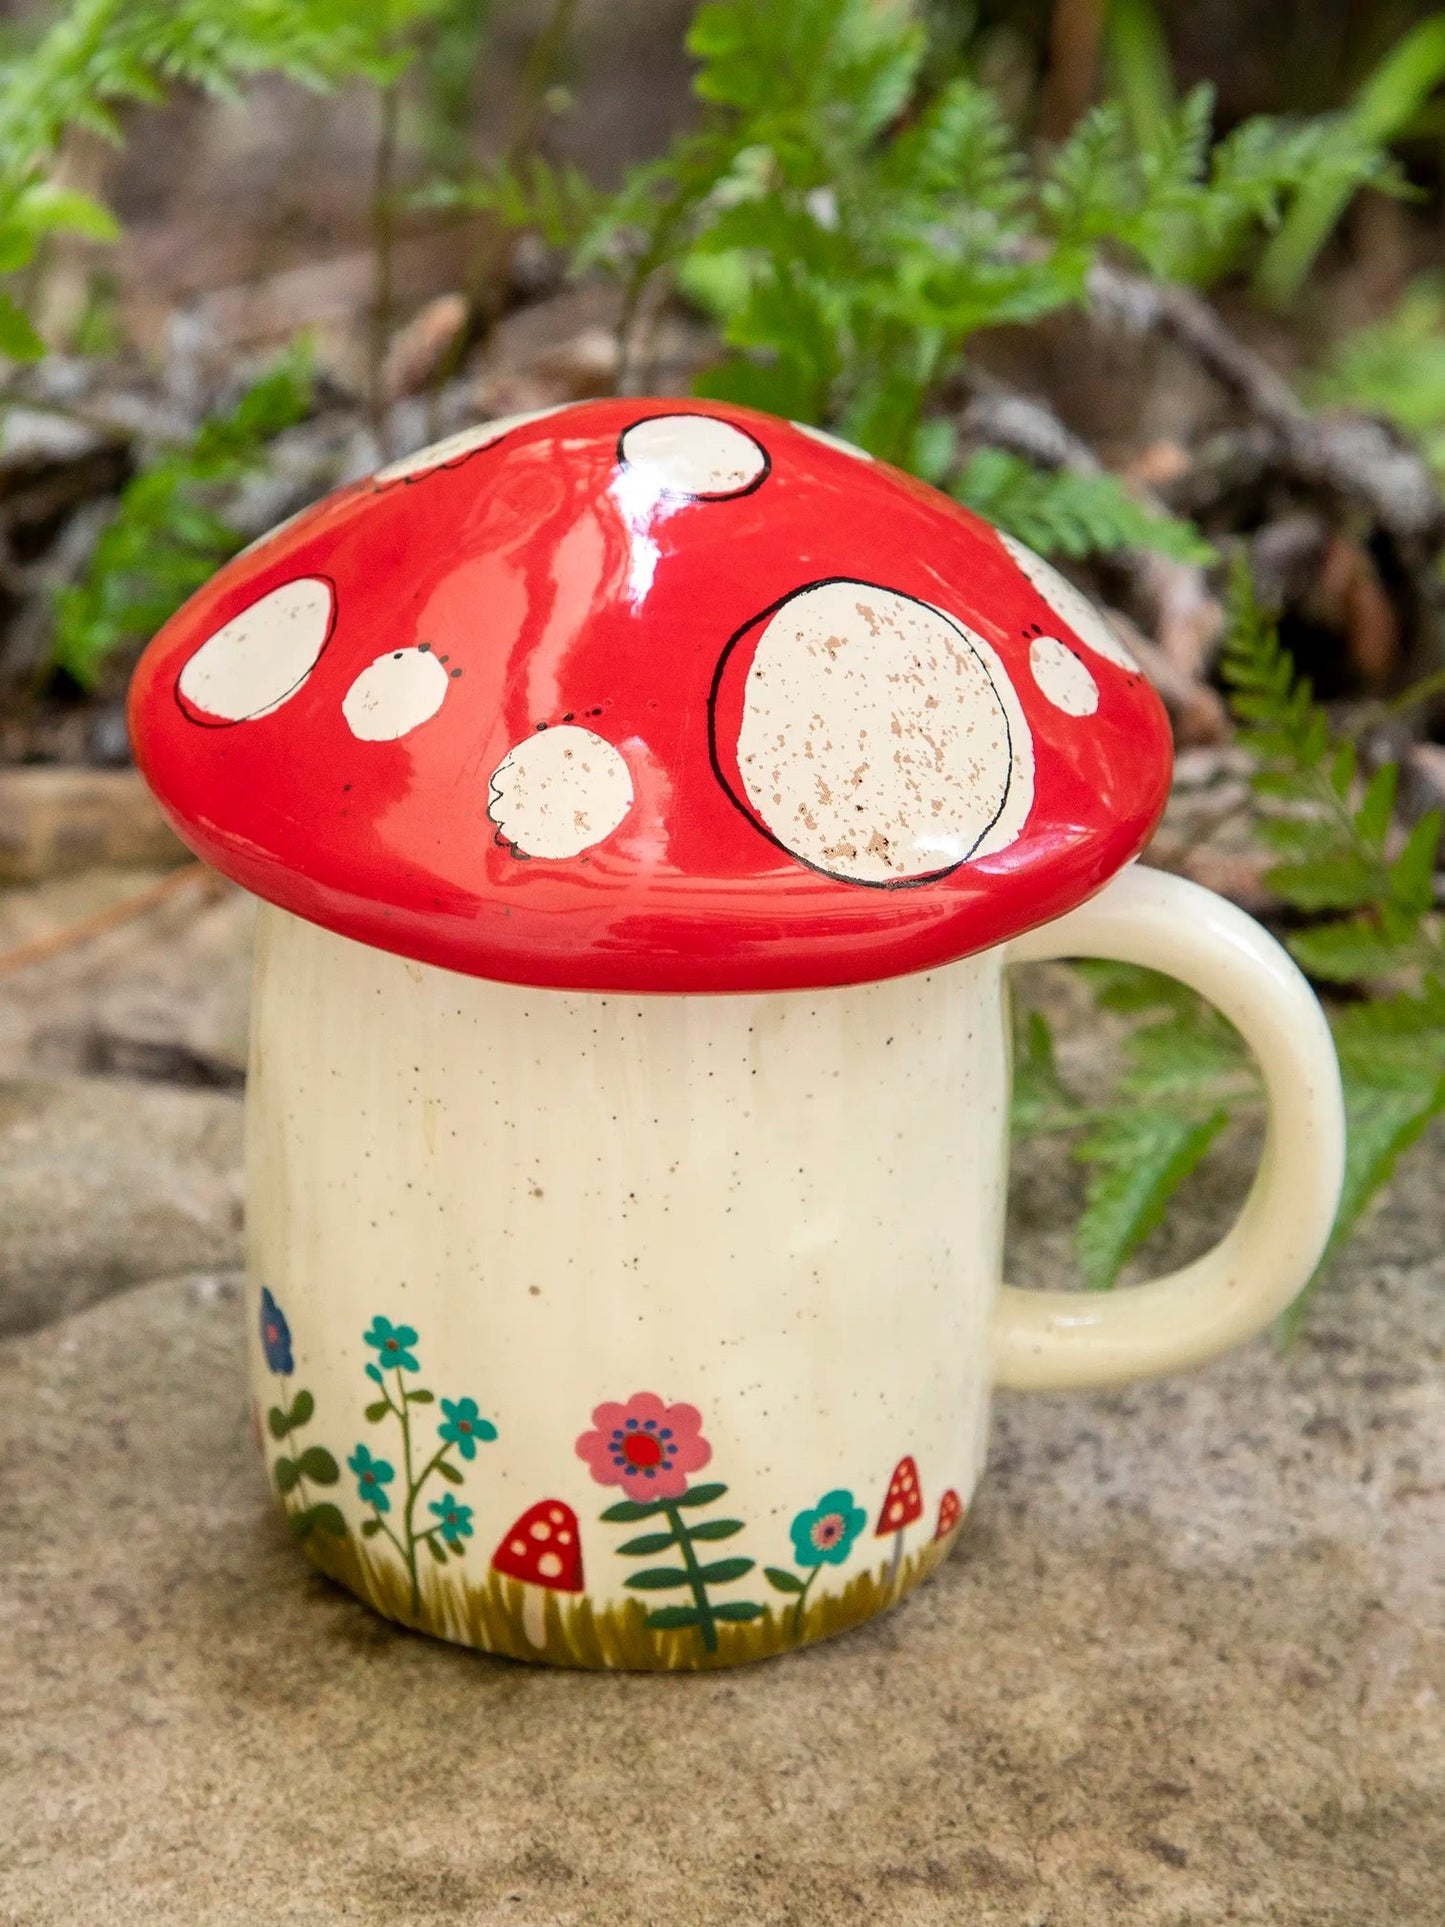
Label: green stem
xmin=395 ymin=1367 xmax=420 ymax=1613
xmin=372 ymin=1509 xmax=407 ymax=1565
xmin=661 ymin=1499 xmax=717 ymax=1654
xmin=792 ymin=1566 xmax=819 ymax=1638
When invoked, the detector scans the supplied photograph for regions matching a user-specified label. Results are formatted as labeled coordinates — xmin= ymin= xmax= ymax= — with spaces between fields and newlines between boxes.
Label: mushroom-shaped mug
xmin=129 ymin=399 xmax=1345 ymax=1670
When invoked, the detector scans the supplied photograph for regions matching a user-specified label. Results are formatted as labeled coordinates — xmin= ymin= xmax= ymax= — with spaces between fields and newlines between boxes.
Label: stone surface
xmin=0 ymin=869 xmax=253 ymax=1079
xmin=0 ymin=770 xmax=185 ymax=883
xmin=2 ymin=1128 xmax=1440 ymax=1925
xmin=0 ymin=1078 xmax=243 ymax=1336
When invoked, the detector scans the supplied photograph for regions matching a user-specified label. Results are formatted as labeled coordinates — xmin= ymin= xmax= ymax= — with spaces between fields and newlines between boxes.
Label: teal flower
xmin=429 ymin=1493 xmax=474 ymax=1546
xmin=438 ymin=1396 xmax=497 ymax=1460
xmin=348 ymin=1443 xmax=395 ymax=1513
xmin=789 ymin=1489 xmax=867 ymax=1568
xmin=363 ymin=1316 xmax=419 ymax=1373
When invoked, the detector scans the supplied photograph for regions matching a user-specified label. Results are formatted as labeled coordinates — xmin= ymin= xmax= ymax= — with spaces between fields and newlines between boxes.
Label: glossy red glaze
xmin=127 ymin=399 xmax=1172 ymax=993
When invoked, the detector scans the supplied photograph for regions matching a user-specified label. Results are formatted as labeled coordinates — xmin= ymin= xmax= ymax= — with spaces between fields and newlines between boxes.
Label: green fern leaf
xmin=1075 ymin=1106 xmax=1231 ymax=1290
xmin=952 ymin=450 xmax=1211 ymax=562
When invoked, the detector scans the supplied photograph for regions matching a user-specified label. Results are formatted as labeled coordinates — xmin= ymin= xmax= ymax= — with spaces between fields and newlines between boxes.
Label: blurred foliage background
xmin=0 ymin=0 xmax=1441 ymax=1322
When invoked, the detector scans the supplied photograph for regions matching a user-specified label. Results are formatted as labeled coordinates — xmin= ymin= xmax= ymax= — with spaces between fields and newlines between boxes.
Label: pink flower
xmin=575 ymin=1392 xmax=711 ymax=1501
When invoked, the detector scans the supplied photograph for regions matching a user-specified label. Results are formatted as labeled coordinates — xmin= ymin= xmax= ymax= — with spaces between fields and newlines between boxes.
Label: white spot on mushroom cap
xmin=1000 ymin=533 xmax=1137 ymax=671
xmin=177 ymin=577 xmax=332 ymax=723
xmin=619 ymin=414 xmax=768 ymax=499
xmin=731 ymin=581 xmax=1034 ymax=885
xmin=1030 ymin=635 xmax=1099 ymax=716
xmin=373 ymin=406 xmax=566 ymax=485
xmin=343 ymin=647 xmax=451 ymax=742
xmin=536 ymin=1551 xmax=564 ymax=1580
xmin=791 ymin=421 xmax=874 ymax=461
xmin=488 ymin=725 xmax=633 ymax=860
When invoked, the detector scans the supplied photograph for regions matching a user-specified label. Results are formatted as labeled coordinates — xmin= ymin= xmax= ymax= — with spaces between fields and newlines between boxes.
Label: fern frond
xmin=952 ymin=449 xmax=1211 ymax=562
xmin=51 ymin=347 xmax=313 ymax=686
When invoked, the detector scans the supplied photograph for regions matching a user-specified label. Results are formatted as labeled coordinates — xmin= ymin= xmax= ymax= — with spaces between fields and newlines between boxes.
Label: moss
xmin=296 ymin=1520 xmax=962 ymax=1671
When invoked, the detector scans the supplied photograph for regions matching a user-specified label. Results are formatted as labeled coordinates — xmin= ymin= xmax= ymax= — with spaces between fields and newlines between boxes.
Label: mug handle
xmin=994 ymin=864 xmax=1346 ymax=1391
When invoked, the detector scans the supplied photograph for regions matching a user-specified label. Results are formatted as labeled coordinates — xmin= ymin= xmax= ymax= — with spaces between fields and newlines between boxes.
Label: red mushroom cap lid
xmin=127 ymin=399 xmax=1172 ymax=994
xmin=490 ymin=1498 xmax=584 ymax=1592
xmin=876 ymin=1456 xmax=924 ymax=1535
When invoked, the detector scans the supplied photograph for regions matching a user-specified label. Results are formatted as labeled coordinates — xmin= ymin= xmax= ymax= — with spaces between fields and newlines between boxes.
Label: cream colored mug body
xmin=248 ymin=865 xmax=1344 ymax=1669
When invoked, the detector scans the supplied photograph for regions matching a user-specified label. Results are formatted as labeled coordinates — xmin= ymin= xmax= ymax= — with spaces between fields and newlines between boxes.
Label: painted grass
xmin=296 ymin=1517 xmax=963 ymax=1670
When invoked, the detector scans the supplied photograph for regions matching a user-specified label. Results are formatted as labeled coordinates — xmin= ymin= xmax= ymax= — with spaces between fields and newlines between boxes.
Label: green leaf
xmin=288 ymin=1508 xmax=313 ymax=1542
xmin=683 ymin=1518 xmax=745 ymax=1541
xmin=711 ymin=1601 xmax=767 ymax=1622
xmin=1354 ymin=764 xmax=1398 ymax=849
xmin=1388 ymin=813 xmax=1443 ymax=917
xmin=643 ymin=1605 xmax=705 ymax=1630
xmin=623 ymin=1566 xmax=692 ymax=1591
xmin=267 ymin=1405 xmax=291 ymax=1441
xmin=405 ymin=1389 xmax=434 ymax=1404
xmin=303 ymin=1502 xmax=347 ymax=1539
xmin=673 ymin=1483 xmax=728 ymax=1508
xmin=600 ymin=1498 xmax=669 ymax=1523
xmin=693 ymin=1557 xmax=755 ymax=1585
xmin=295 ymin=1445 xmax=339 ymax=1484
xmin=0 ymin=292 xmax=45 ymax=361
xmin=272 ymin=1456 xmax=301 ymax=1495
xmin=364 ymin=1400 xmax=391 ymax=1423
xmin=1265 ymin=853 xmax=1383 ymax=913
xmin=361 ymin=1517 xmax=383 ymax=1539
xmin=426 ymin=1534 xmax=447 ymax=1562
xmin=284 ymin=1388 xmax=314 ymax=1428
xmin=1076 ymin=1107 xmax=1231 ymax=1289
xmin=1286 ymin=919 xmax=1414 ymax=984
xmin=615 ymin=1530 xmax=679 ymax=1557
xmin=435 ymin=1459 xmax=463 ymax=1485
xmin=952 ymin=450 xmax=1211 ymax=562
xmin=764 ymin=1566 xmax=807 ymax=1594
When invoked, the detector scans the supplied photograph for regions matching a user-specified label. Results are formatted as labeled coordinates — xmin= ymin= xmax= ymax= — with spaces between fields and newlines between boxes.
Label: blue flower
xmin=259 ymin=1288 xmax=293 ymax=1375
xmin=348 ymin=1443 xmax=395 ymax=1513
xmin=363 ymin=1315 xmax=419 ymax=1373
xmin=429 ymin=1493 xmax=474 ymax=1546
xmin=438 ymin=1396 xmax=497 ymax=1460
xmin=789 ymin=1489 xmax=867 ymax=1568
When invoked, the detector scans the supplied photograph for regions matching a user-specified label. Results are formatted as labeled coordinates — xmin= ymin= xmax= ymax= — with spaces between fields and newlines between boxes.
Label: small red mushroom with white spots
xmin=876 ymin=1455 xmax=924 ymax=1590
xmin=934 ymin=1488 xmax=963 ymax=1543
xmin=491 ymin=1498 xmax=584 ymax=1647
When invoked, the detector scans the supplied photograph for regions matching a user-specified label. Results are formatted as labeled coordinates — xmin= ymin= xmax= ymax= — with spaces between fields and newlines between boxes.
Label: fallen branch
xmin=1085 ymin=262 xmax=1445 ymax=554
xmin=0 ymin=860 xmax=216 ymax=979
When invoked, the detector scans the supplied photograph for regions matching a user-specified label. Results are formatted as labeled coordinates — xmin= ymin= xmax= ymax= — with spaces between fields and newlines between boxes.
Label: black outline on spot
xmin=485 ymin=723 xmax=632 ymax=863
xmin=369 ymin=409 xmax=565 ymax=491
xmin=173 ymin=574 xmax=338 ymax=729
xmin=707 ymin=576 xmax=1017 ymax=891
xmin=616 ymin=412 xmax=771 ymax=502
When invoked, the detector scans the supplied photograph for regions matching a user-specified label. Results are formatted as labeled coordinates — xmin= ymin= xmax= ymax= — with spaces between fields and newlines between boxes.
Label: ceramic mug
xmin=241 ymin=864 xmax=1342 ymax=1668
xmin=129 ymin=400 xmax=1345 ymax=1668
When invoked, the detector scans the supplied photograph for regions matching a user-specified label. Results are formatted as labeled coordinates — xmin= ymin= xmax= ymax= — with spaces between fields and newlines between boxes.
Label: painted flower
xmin=438 ymin=1396 xmax=497 ymax=1460
xmin=790 ymin=1489 xmax=867 ymax=1568
xmin=429 ymin=1493 xmax=474 ymax=1547
xmin=258 ymin=1288 xmax=293 ymax=1375
xmin=363 ymin=1315 xmax=419 ymax=1374
xmin=575 ymin=1391 xmax=711 ymax=1501
xmin=348 ymin=1443 xmax=395 ymax=1513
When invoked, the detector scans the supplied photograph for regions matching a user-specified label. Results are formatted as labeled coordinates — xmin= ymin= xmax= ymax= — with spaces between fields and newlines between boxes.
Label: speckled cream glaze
xmin=247 ymin=904 xmax=1006 ymax=1664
